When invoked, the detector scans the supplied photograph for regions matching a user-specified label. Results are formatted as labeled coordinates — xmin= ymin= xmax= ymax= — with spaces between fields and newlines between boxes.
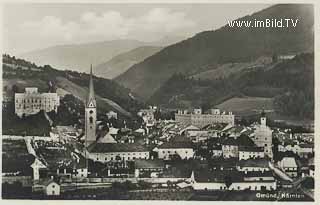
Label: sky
xmin=2 ymin=3 xmax=271 ymax=55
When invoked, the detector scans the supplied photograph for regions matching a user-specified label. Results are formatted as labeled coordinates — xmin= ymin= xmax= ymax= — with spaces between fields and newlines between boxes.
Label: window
xmin=89 ymin=117 xmax=93 ymax=123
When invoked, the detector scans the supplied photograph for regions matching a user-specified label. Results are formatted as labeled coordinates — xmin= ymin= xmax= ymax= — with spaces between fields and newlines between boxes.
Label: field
xmin=216 ymin=97 xmax=274 ymax=115
xmin=192 ymin=56 xmax=274 ymax=80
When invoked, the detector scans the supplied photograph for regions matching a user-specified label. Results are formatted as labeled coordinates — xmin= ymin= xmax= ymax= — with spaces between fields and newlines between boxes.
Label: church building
xmin=84 ymin=66 xmax=150 ymax=163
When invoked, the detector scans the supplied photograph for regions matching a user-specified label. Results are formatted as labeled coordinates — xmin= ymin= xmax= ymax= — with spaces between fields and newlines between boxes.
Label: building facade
xmin=175 ymin=108 xmax=234 ymax=128
xmin=15 ymin=87 xmax=59 ymax=117
xmin=239 ymin=146 xmax=265 ymax=160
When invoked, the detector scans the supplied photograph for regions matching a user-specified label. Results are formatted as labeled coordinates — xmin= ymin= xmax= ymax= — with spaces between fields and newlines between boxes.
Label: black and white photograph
xmin=1 ymin=1 xmax=316 ymax=202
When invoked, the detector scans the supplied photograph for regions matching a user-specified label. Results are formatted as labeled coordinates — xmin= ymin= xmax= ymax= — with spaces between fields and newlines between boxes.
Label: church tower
xmin=85 ymin=65 xmax=97 ymax=147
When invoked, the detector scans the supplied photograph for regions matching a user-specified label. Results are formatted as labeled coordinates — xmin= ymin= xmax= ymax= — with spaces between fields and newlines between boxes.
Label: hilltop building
xmin=175 ymin=108 xmax=234 ymax=128
xmin=14 ymin=87 xmax=59 ymax=118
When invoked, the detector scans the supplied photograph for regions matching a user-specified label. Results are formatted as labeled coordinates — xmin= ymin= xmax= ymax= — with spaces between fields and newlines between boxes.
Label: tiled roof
xmin=239 ymin=146 xmax=264 ymax=152
xmin=158 ymin=136 xmax=194 ymax=149
xmin=135 ymin=159 xmax=165 ymax=169
xmin=88 ymin=142 xmax=149 ymax=153
xmin=299 ymin=143 xmax=314 ymax=148
xmin=222 ymin=137 xmax=238 ymax=146
xmin=194 ymin=169 xmax=244 ymax=183
xmin=244 ymin=171 xmax=274 ymax=178
xmin=238 ymin=159 xmax=269 ymax=168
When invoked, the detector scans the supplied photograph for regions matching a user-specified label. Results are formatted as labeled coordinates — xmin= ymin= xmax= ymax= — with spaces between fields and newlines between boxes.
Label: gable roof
xmin=281 ymin=157 xmax=297 ymax=168
xmin=87 ymin=142 xmax=149 ymax=153
xmin=158 ymin=136 xmax=194 ymax=149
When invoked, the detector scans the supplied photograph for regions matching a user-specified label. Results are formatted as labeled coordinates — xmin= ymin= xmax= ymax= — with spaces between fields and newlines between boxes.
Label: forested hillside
xmin=149 ymin=53 xmax=314 ymax=120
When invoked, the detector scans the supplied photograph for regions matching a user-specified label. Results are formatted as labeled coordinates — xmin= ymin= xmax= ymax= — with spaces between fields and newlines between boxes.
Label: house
xmin=30 ymin=158 xmax=47 ymax=181
xmin=106 ymin=111 xmax=118 ymax=119
xmin=209 ymin=158 xmax=237 ymax=171
xmin=155 ymin=136 xmax=194 ymax=160
xmin=278 ymin=157 xmax=298 ymax=178
xmin=209 ymin=145 xmax=223 ymax=158
xmin=44 ymin=179 xmax=60 ymax=196
xmin=243 ymin=171 xmax=275 ymax=181
xmin=192 ymin=169 xmax=276 ymax=191
xmin=221 ymin=137 xmax=238 ymax=158
xmin=134 ymin=159 xmax=165 ymax=178
xmin=298 ymin=143 xmax=314 ymax=158
xmin=239 ymin=146 xmax=265 ymax=160
xmin=87 ymin=141 xmax=150 ymax=163
xmin=237 ymin=159 xmax=270 ymax=173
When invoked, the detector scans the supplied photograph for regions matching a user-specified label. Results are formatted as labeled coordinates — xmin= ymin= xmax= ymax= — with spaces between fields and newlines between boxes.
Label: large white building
xmin=175 ymin=108 xmax=234 ymax=128
xmin=15 ymin=87 xmax=59 ymax=117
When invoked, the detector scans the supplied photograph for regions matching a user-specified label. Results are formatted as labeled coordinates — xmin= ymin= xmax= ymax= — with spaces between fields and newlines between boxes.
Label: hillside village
xmin=2 ymin=55 xmax=314 ymax=201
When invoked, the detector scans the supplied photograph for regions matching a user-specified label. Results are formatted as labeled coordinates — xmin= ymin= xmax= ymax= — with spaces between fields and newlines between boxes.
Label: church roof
xmin=97 ymin=132 xmax=117 ymax=143
xmin=87 ymin=65 xmax=96 ymax=108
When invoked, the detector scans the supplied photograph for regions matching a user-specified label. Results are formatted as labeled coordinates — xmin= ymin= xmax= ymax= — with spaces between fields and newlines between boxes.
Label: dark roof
xmin=237 ymin=135 xmax=255 ymax=147
xmin=222 ymin=135 xmax=255 ymax=147
xmin=239 ymin=146 xmax=264 ymax=152
xmin=2 ymin=154 xmax=35 ymax=174
xmin=238 ymin=159 xmax=269 ymax=168
xmin=43 ymin=178 xmax=60 ymax=186
xmin=158 ymin=136 xmax=193 ymax=149
xmin=244 ymin=171 xmax=274 ymax=178
xmin=211 ymin=144 xmax=222 ymax=150
xmin=194 ymin=169 xmax=244 ymax=183
xmin=222 ymin=137 xmax=238 ymax=146
xmin=209 ymin=158 xmax=237 ymax=168
xmin=88 ymin=142 xmax=149 ymax=153
xmin=299 ymin=143 xmax=314 ymax=148
xmin=135 ymin=159 xmax=165 ymax=169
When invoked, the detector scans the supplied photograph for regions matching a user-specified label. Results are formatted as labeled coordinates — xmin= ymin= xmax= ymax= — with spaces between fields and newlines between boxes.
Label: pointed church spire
xmin=87 ymin=64 xmax=96 ymax=107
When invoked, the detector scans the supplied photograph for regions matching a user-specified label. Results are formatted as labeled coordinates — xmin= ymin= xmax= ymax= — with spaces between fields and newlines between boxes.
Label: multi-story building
xmin=15 ymin=87 xmax=59 ymax=117
xmin=238 ymin=146 xmax=265 ymax=160
xmin=278 ymin=157 xmax=298 ymax=178
xmin=252 ymin=114 xmax=273 ymax=159
xmin=87 ymin=142 xmax=150 ymax=163
xmin=138 ymin=106 xmax=156 ymax=127
xmin=154 ymin=136 xmax=194 ymax=160
xmin=175 ymin=108 xmax=235 ymax=128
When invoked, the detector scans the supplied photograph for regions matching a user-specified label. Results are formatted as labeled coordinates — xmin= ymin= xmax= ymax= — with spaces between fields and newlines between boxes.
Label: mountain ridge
xmin=116 ymin=4 xmax=314 ymax=100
